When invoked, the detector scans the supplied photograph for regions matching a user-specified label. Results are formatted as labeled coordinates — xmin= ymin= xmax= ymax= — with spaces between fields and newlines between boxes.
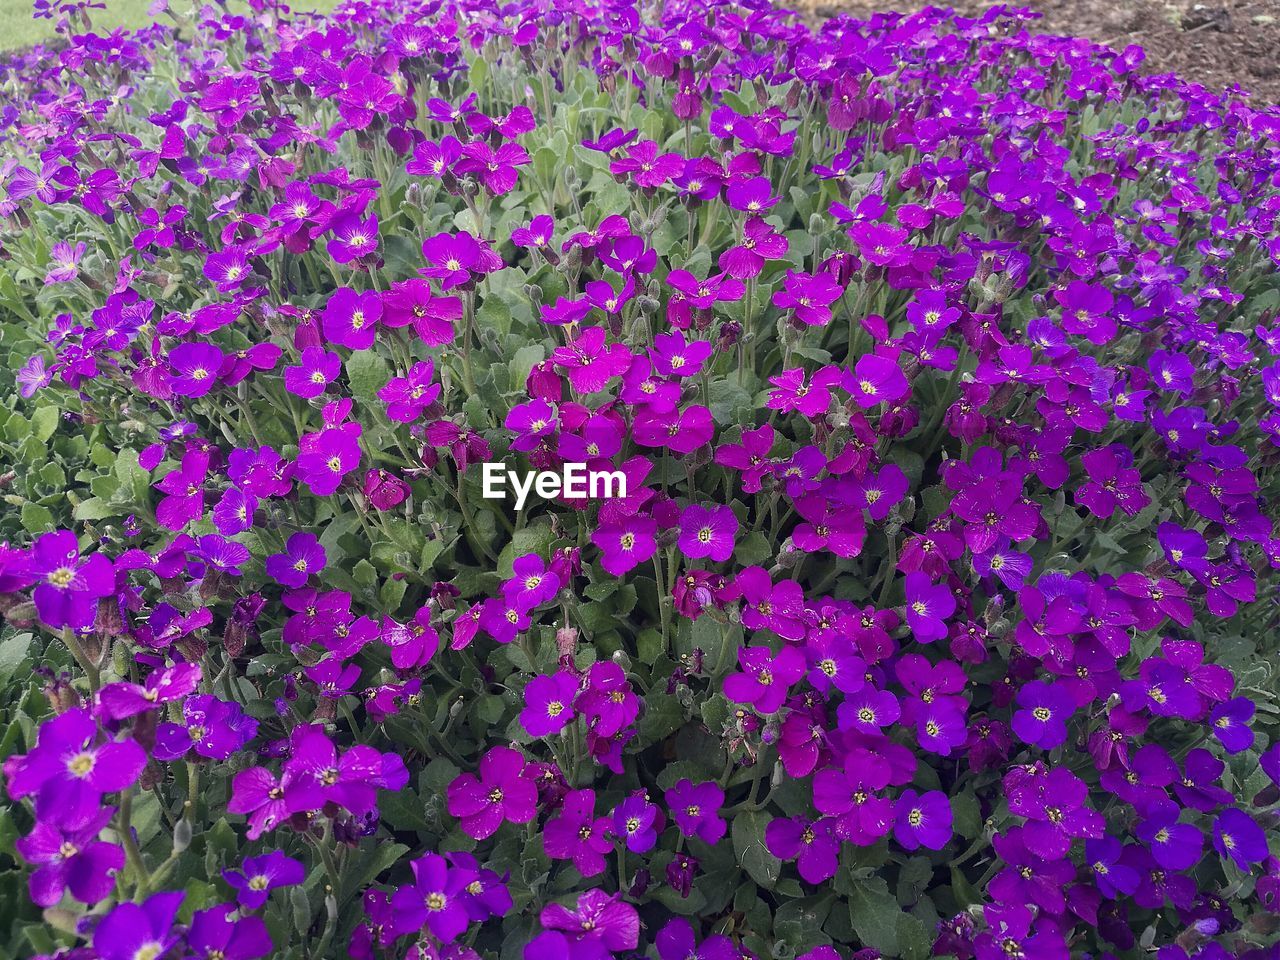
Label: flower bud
xmin=172 ymin=817 xmax=193 ymax=853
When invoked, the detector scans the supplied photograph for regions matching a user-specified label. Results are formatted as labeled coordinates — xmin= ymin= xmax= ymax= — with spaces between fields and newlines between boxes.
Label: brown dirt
xmin=796 ymin=0 xmax=1280 ymax=105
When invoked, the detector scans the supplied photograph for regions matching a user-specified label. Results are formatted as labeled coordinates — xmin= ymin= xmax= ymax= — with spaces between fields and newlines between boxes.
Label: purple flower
xmin=265 ymin=532 xmax=327 ymax=588
xmin=612 ymin=792 xmax=662 ymax=853
xmin=297 ymin=424 xmax=362 ymax=496
xmin=203 ymin=247 xmax=251 ymax=292
xmin=892 ymin=789 xmax=953 ymax=851
xmin=284 ymin=346 xmax=341 ymax=399
xmin=187 ymin=905 xmax=273 ymax=960
xmin=655 ymin=919 xmax=737 ymax=960
xmin=666 ymin=779 xmax=726 ymax=845
xmin=223 ymin=851 xmax=305 ymax=909
xmin=765 ymin=816 xmax=839 ymax=883
xmin=154 ymin=694 xmax=258 ymax=761
xmin=93 ymin=890 xmax=184 ymax=960
xmin=677 ymin=504 xmax=738 ymax=564
xmin=4 ymin=708 xmax=145 ymax=820
xmin=903 ymin=572 xmax=955 ymax=643
xmin=521 ymin=671 xmax=579 ymax=738
xmin=1209 ymin=697 xmax=1256 ymax=754
xmin=1135 ymin=799 xmax=1203 ymax=871
xmin=847 ymin=353 xmax=910 ymax=408
xmin=327 ymin=211 xmax=379 ymax=264
xmin=1213 ymin=808 xmax=1269 ymax=871
xmin=446 ymin=746 xmax=537 ymax=840
xmin=390 ymin=853 xmax=475 ymax=942
xmin=1012 ymin=680 xmax=1074 ymax=749
xmin=44 ymin=241 xmax=85 ymax=284
xmin=322 ymin=287 xmax=382 ymax=350
xmin=28 ymin=530 xmax=114 ymax=630
xmin=15 ymin=805 xmax=123 ymax=907
xmin=168 ymin=342 xmax=225 ymax=398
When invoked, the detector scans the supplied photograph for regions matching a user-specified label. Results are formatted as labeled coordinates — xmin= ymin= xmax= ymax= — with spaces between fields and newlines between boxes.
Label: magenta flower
xmin=421 ymin=231 xmax=482 ymax=290
xmin=724 ymin=645 xmax=805 ymax=714
xmin=455 ymin=140 xmax=530 ymax=195
xmin=651 ymin=331 xmax=713 ymax=378
xmin=772 ymin=270 xmax=844 ymax=326
xmin=378 ymin=360 xmax=440 ymax=422
xmin=446 ymin=746 xmax=538 ymax=840
xmin=97 ymin=662 xmax=202 ymax=720
xmin=227 ymin=766 xmax=324 ymax=841
xmin=528 ymin=890 xmax=640 ymax=958
xmin=322 ymin=287 xmax=382 ymax=350
xmin=677 ymin=504 xmax=738 ymax=563
xmin=719 ymin=216 xmax=788 ymax=279
xmin=592 ymin=515 xmax=658 ymax=576
xmin=512 ymin=214 xmax=555 ymax=250
xmin=543 ymin=788 xmax=612 ymax=877
xmin=154 ymin=450 xmax=210 ymax=531
xmin=609 ymin=140 xmax=683 ymax=189
xmin=284 ymin=346 xmax=341 ymax=399
xmin=521 ymin=671 xmax=579 ymax=738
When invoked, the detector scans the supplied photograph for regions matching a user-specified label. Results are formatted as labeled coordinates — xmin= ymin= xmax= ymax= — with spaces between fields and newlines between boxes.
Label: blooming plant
xmin=0 ymin=0 xmax=1278 ymax=959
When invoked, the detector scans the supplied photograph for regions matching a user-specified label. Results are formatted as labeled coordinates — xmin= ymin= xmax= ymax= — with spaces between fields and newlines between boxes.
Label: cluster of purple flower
xmin=0 ymin=0 xmax=1279 ymax=958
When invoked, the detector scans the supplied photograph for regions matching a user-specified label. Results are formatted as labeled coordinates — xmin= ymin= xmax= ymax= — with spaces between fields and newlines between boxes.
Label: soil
xmin=794 ymin=0 xmax=1280 ymax=105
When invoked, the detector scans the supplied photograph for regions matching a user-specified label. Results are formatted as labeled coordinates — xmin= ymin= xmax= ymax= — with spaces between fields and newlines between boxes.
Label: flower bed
xmin=0 ymin=1 xmax=1278 ymax=959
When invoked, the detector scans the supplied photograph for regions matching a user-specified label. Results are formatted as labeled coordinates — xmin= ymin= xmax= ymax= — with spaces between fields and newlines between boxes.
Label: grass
xmin=0 ymin=0 xmax=340 ymax=51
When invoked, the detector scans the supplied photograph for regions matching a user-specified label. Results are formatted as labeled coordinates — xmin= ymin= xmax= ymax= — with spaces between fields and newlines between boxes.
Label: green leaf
xmin=19 ymin=502 xmax=53 ymax=533
xmin=0 ymin=632 xmax=32 ymax=688
xmin=734 ymin=531 xmax=773 ymax=566
xmin=345 ymin=350 xmax=390 ymax=401
xmin=848 ymin=877 xmax=902 ymax=955
xmin=30 ymin=406 xmax=59 ymax=442
xmin=732 ymin=809 xmax=781 ymax=889
xmin=774 ymin=893 xmax=835 ymax=949
xmin=508 ymin=344 xmax=545 ymax=395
